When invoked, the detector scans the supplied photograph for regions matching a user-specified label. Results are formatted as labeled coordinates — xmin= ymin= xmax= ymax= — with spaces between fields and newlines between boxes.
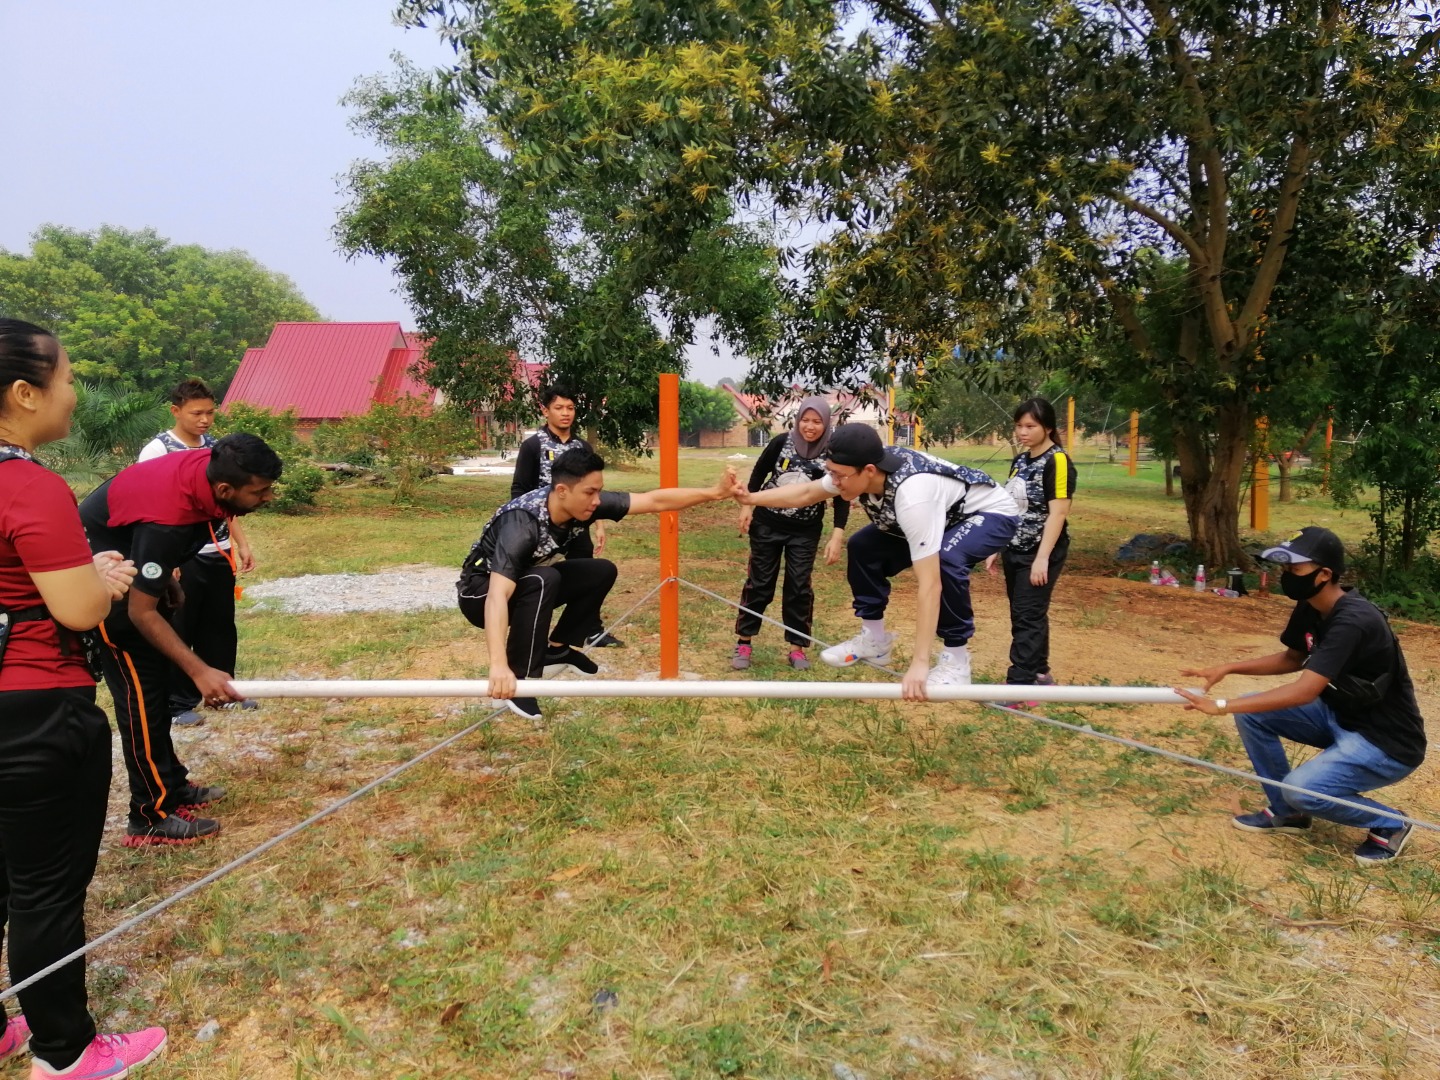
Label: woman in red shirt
xmin=0 ymin=321 xmax=167 ymax=1077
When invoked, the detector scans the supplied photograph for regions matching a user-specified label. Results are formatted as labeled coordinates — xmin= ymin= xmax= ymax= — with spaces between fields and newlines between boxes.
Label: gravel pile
xmin=244 ymin=564 xmax=458 ymax=615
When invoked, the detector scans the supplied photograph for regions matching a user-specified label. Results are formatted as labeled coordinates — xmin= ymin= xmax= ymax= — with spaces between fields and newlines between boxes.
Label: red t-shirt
xmin=0 ymin=459 xmax=98 ymax=691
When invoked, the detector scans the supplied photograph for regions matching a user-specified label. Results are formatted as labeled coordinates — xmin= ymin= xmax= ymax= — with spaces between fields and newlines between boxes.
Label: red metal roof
xmin=223 ymin=322 xmax=439 ymax=421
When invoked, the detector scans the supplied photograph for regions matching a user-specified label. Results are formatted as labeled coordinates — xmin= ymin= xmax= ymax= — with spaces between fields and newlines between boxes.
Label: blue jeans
xmin=847 ymin=513 xmax=1018 ymax=647
xmin=1234 ymin=698 xmax=1415 ymax=829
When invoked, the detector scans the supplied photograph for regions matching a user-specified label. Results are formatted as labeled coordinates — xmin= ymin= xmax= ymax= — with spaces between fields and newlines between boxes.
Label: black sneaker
xmin=123 ymin=813 xmax=221 ymax=847
xmin=171 ymin=709 xmax=205 ymax=727
xmin=220 ymin=698 xmax=260 ymax=711
xmin=542 ymin=644 xmax=599 ymax=678
xmin=584 ymin=631 xmax=624 ymax=648
xmin=1354 ymin=823 xmax=1413 ymax=866
xmin=1232 ymin=808 xmax=1312 ymax=834
xmin=492 ymin=696 xmax=542 ymax=720
xmin=173 ymin=783 xmax=227 ymax=810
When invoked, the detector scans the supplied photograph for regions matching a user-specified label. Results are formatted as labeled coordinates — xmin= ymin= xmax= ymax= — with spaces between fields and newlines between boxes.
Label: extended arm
xmin=901 ymin=553 xmax=943 ymax=701
xmin=1175 ymin=647 xmax=1322 ymax=715
xmin=736 ymin=476 xmax=831 ymax=510
xmin=484 ymin=572 xmax=519 ymax=698
xmin=127 ymin=588 xmax=242 ymax=702
xmin=628 ymin=466 xmax=740 ymax=515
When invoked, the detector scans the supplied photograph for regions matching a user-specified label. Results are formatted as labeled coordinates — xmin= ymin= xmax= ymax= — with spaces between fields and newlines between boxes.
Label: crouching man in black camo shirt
xmin=459 ymin=448 xmax=738 ymax=720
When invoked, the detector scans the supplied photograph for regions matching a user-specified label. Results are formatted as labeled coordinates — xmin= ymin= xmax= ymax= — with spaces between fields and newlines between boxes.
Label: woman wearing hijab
xmin=732 ymin=397 xmax=849 ymax=670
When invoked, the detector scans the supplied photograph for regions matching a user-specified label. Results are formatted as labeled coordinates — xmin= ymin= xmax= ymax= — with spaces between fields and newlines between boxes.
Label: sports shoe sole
xmin=820 ymin=650 xmax=892 ymax=668
xmin=0 ymin=1020 xmax=30 ymax=1066
xmin=122 ymin=830 xmax=219 ymax=848
xmin=1231 ymin=818 xmax=1310 ymax=835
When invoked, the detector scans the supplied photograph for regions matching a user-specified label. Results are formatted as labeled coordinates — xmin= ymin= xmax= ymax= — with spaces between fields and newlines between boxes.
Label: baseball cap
xmin=826 ymin=424 xmax=905 ymax=472
xmin=1259 ymin=526 xmax=1346 ymax=575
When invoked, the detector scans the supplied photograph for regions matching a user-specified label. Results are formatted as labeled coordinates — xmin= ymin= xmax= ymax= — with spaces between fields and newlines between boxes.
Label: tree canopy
xmin=337 ymin=60 xmax=782 ymax=451
xmin=389 ymin=0 xmax=1440 ymax=563
xmin=0 ymin=225 xmax=320 ymax=396
xmin=679 ymin=380 xmax=739 ymax=436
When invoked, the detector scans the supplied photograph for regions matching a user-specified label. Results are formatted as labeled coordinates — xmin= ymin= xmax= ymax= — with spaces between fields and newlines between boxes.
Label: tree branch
xmin=1145 ymin=1 xmax=1228 ymax=269
xmin=866 ymin=0 xmax=932 ymax=36
xmin=1113 ymin=194 xmax=1207 ymax=263
xmin=1234 ymin=133 xmax=1312 ymax=346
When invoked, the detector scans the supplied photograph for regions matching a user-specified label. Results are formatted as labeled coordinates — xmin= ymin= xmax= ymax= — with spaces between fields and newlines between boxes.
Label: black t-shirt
xmin=464 ymin=488 xmax=631 ymax=582
xmin=1280 ymin=589 xmax=1427 ymax=767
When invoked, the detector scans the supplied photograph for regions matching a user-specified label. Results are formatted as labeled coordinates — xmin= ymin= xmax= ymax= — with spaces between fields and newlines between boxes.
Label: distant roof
xmin=719 ymin=383 xmax=766 ymax=421
xmin=223 ymin=322 xmax=437 ymax=421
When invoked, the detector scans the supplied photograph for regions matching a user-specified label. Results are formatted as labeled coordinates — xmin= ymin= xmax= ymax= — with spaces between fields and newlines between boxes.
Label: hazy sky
xmin=0 ymin=1 xmax=740 ymax=383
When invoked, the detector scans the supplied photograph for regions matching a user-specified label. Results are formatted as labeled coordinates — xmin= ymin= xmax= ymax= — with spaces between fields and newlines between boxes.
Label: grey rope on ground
xmin=0 ymin=706 xmax=508 ymax=1005
xmin=590 ymin=577 xmax=669 ymax=642
xmin=674 ymin=576 xmax=1440 ymax=834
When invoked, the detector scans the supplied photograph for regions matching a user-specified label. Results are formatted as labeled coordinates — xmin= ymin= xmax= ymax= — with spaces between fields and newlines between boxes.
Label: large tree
xmin=336 ymin=61 xmax=781 ymax=451
xmin=0 ymin=225 xmax=319 ymax=395
xmin=392 ymin=0 xmax=1439 ymax=564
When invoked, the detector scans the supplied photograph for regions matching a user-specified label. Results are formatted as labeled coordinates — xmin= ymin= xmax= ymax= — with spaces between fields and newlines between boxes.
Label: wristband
xmin=1214 ymin=698 xmax=1227 ymax=713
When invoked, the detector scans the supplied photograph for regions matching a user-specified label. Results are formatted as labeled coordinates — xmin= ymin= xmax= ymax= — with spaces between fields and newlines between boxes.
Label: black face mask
xmin=1280 ymin=567 xmax=1327 ymax=601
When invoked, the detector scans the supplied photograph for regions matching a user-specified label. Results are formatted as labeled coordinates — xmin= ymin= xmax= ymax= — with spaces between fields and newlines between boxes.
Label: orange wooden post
xmin=659 ymin=373 xmax=680 ymax=680
xmin=1323 ymin=410 xmax=1334 ymax=493
xmin=1127 ymin=410 xmax=1139 ymax=476
xmin=1251 ymin=416 xmax=1270 ymax=530
xmin=1066 ymin=396 xmax=1076 ymax=456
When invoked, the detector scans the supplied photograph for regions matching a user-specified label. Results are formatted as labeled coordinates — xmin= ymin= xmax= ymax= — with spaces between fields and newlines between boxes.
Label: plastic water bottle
xmin=1194 ymin=564 xmax=1206 ymax=592
xmin=1150 ymin=560 xmax=1161 ymax=585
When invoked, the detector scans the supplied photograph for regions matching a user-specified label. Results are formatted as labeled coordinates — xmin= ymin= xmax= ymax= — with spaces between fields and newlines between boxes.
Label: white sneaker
xmin=821 ymin=629 xmax=895 ymax=667
xmin=928 ymin=646 xmax=972 ymax=686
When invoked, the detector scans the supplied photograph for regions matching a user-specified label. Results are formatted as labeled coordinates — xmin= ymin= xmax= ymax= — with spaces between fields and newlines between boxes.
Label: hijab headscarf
xmin=790 ymin=395 xmax=833 ymax=459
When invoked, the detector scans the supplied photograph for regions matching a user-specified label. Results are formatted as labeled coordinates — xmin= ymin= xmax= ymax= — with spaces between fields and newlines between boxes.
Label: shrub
xmin=311 ymin=399 xmax=479 ymax=503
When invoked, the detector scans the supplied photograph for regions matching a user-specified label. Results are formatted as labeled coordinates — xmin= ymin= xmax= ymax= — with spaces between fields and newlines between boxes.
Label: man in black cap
xmin=737 ymin=423 xmax=1020 ymax=699
xmin=1175 ymin=526 xmax=1427 ymax=866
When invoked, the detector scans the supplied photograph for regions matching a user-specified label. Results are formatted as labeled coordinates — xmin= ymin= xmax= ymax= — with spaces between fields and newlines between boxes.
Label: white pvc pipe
xmin=232 ymin=679 xmax=1188 ymax=704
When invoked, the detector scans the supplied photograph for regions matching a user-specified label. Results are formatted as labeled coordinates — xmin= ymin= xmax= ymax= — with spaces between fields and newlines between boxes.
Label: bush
xmin=311 ymin=399 xmax=479 ymax=503
xmin=1350 ymin=548 xmax=1440 ymax=624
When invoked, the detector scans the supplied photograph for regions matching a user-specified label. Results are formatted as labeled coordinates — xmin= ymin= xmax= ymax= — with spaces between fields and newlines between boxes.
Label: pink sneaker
xmin=0 ymin=1015 xmax=32 ymax=1065
xmin=29 ymin=1027 xmax=167 ymax=1079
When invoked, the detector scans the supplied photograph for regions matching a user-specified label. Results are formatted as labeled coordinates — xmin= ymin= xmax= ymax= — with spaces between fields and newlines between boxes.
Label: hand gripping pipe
xmin=231 ymin=679 xmax=1189 ymax=704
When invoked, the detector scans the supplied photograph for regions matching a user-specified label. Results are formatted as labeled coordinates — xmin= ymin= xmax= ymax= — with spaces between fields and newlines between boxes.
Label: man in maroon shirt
xmin=79 ymin=434 xmax=282 ymax=846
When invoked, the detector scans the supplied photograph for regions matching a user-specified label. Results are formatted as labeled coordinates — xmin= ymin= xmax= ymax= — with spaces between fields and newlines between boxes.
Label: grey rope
xmin=674 ymin=577 xmax=1440 ymax=833
xmin=0 ymin=707 xmax=507 ymax=1004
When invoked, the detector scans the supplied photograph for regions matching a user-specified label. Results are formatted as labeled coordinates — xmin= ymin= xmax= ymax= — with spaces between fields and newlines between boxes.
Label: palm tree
xmin=47 ymin=382 xmax=168 ymax=493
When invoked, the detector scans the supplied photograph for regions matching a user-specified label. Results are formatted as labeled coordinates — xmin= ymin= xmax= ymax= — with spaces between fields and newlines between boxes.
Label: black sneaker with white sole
xmin=542 ymin=644 xmax=599 ymax=678
xmin=492 ymin=696 xmax=543 ymax=720
xmin=584 ymin=631 xmax=624 ymax=648
xmin=1354 ymin=823 xmax=1413 ymax=865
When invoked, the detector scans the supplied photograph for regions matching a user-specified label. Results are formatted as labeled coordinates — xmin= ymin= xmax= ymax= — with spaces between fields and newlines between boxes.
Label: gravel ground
xmin=243 ymin=564 xmax=458 ymax=615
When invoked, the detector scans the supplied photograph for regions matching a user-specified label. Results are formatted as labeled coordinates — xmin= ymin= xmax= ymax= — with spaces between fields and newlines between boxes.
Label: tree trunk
xmin=1276 ymin=452 xmax=1292 ymax=503
xmin=1163 ymin=456 xmax=1174 ymax=497
xmin=1174 ymin=402 xmax=1251 ymax=568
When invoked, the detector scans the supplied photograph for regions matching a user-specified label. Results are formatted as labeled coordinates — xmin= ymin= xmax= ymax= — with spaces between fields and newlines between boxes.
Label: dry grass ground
xmin=41 ymin=450 xmax=1440 ymax=1079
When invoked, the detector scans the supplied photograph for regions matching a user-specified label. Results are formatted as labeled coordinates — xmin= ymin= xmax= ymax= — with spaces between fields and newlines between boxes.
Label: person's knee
xmin=1281 ymin=787 xmax=1333 ymax=816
